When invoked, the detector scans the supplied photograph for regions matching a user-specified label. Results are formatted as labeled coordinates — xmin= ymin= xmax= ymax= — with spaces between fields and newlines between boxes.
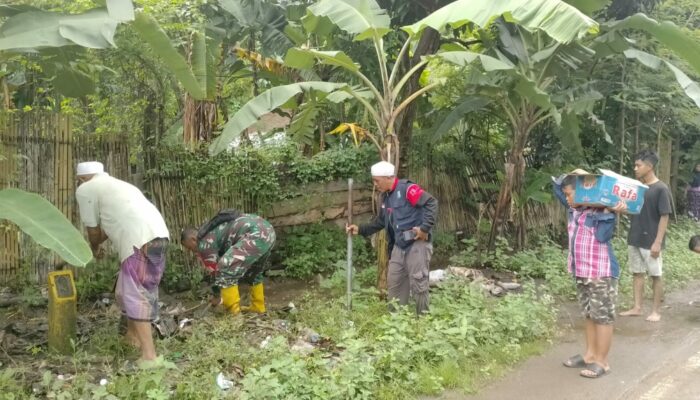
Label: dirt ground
xmin=0 ymin=276 xmax=316 ymax=382
xmin=11 ymin=276 xmax=700 ymax=400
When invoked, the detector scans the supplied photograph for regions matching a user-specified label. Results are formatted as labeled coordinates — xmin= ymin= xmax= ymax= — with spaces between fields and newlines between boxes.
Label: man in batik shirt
xmin=181 ymin=210 xmax=276 ymax=315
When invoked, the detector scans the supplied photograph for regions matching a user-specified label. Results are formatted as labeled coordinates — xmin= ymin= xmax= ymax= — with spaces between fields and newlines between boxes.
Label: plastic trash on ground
xmin=429 ymin=269 xmax=446 ymax=286
xmin=216 ymin=372 xmax=234 ymax=390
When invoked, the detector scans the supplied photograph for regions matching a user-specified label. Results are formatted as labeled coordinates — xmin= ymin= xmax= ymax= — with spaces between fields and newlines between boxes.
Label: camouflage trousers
xmin=215 ymin=219 xmax=276 ymax=288
xmin=576 ymin=277 xmax=618 ymax=325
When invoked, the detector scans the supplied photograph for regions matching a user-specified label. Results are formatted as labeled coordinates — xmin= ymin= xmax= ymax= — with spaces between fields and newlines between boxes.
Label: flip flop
xmin=563 ymin=354 xmax=588 ymax=368
xmin=580 ymin=363 xmax=610 ymax=379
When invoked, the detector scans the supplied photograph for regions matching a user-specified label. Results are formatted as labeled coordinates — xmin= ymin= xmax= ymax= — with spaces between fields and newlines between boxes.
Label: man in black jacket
xmin=347 ymin=161 xmax=438 ymax=315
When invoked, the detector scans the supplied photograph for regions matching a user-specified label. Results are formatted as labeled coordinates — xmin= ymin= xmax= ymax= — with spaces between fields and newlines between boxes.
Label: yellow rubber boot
xmin=242 ymin=283 xmax=266 ymax=313
xmin=220 ymin=285 xmax=241 ymax=315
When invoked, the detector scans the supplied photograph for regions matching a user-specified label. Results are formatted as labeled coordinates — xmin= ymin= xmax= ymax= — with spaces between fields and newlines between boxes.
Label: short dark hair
xmin=635 ymin=149 xmax=659 ymax=168
xmin=690 ymin=235 xmax=700 ymax=251
xmin=562 ymin=175 xmax=577 ymax=189
xmin=180 ymin=227 xmax=198 ymax=242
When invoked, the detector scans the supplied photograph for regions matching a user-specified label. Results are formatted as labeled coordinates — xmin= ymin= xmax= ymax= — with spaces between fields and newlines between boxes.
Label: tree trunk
xmin=634 ymin=110 xmax=640 ymax=155
xmin=396 ymin=27 xmax=441 ymax=176
xmin=670 ymin=132 xmax=680 ymax=204
xmin=183 ymin=94 xmax=218 ymax=146
xmin=142 ymin=93 xmax=158 ymax=172
xmin=619 ymin=61 xmax=626 ymax=174
xmin=1 ymin=77 xmax=12 ymax=110
xmin=319 ymin=113 xmax=326 ymax=152
xmin=657 ymin=133 xmax=672 ymax=186
xmin=488 ymin=123 xmax=528 ymax=251
xmin=376 ymin=141 xmax=397 ymax=298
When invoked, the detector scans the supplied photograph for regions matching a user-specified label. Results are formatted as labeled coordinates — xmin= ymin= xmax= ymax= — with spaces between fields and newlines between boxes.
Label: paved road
xmin=433 ymin=281 xmax=700 ymax=400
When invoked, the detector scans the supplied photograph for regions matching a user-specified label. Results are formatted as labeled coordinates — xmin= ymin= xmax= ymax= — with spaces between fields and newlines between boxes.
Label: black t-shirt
xmin=628 ymin=180 xmax=673 ymax=249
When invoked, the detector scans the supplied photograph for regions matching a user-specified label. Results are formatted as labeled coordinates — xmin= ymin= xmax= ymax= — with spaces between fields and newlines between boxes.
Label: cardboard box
xmin=573 ymin=169 xmax=648 ymax=214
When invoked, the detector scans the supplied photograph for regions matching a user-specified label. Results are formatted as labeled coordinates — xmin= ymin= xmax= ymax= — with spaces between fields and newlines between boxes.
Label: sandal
xmin=563 ymin=354 xmax=588 ymax=368
xmin=580 ymin=363 xmax=610 ymax=378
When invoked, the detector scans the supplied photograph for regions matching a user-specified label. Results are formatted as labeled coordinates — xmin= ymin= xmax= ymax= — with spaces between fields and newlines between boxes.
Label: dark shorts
xmin=576 ymin=277 xmax=618 ymax=325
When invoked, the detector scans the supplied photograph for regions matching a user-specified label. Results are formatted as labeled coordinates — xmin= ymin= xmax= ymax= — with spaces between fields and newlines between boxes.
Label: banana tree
xmin=0 ymin=2 xmax=128 ymax=268
xmin=406 ymin=1 xmax=700 ymax=250
xmin=404 ymin=0 xmax=599 ymax=249
xmin=132 ymin=0 xmax=296 ymax=146
xmin=0 ymin=189 xmax=92 ymax=267
xmin=0 ymin=1 xmax=134 ymax=98
xmin=208 ymin=0 xmax=600 ymax=294
xmin=132 ymin=13 xmax=222 ymax=145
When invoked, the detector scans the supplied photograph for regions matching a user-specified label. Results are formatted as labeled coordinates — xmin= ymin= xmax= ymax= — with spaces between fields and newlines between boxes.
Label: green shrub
xmin=449 ymin=236 xmax=513 ymax=271
xmin=320 ymin=260 xmax=379 ymax=292
xmin=0 ymin=368 xmax=30 ymax=400
xmin=431 ymin=230 xmax=459 ymax=259
xmin=153 ymin=143 xmax=375 ymax=204
xmin=160 ymin=246 xmax=204 ymax=296
xmin=508 ymin=237 xmax=573 ymax=298
xmin=0 ymin=269 xmax=558 ymax=400
xmin=279 ymin=224 xmax=374 ymax=278
xmin=75 ymin=256 xmax=120 ymax=302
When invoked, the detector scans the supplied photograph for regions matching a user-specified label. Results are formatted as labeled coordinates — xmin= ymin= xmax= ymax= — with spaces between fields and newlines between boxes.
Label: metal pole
xmin=347 ymin=178 xmax=353 ymax=311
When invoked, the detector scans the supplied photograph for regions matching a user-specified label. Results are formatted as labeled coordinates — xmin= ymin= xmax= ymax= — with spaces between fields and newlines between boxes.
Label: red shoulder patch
xmin=406 ymin=184 xmax=424 ymax=206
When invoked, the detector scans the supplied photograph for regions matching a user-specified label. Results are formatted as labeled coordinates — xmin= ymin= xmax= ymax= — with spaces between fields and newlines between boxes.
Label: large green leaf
xmin=210 ymin=82 xmax=347 ymax=155
xmin=556 ymin=111 xmax=583 ymax=157
xmin=219 ymin=0 xmax=294 ymax=58
xmin=590 ymin=31 xmax=633 ymax=58
xmin=429 ymin=96 xmax=492 ymax=142
xmin=106 ymin=0 xmax=134 ymax=22
xmin=0 ymin=189 xmax=92 ymax=267
xmin=301 ymin=12 xmax=336 ymax=36
xmin=325 ymin=86 xmax=372 ymax=102
xmin=191 ymin=32 xmax=209 ymax=98
xmin=54 ymin=66 xmax=95 ymax=97
xmin=285 ymin=48 xmax=360 ymax=72
xmin=0 ymin=9 xmax=122 ymax=51
xmin=289 ymin=100 xmax=320 ymax=146
xmin=563 ymin=0 xmax=611 ymax=16
xmin=624 ymin=48 xmax=700 ymax=109
xmin=0 ymin=11 xmax=71 ymax=50
xmin=515 ymin=77 xmax=561 ymax=124
xmin=308 ymin=0 xmax=391 ymax=41
xmin=58 ymin=9 xmax=119 ymax=48
xmin=132 ymin=12 xmax=206 ymax=99
xmin=438 ymin=51 xmax=515 ymax=71
xmin=204 ymin=32 xmax=222 ymax=99
xmin=403 ymin=0 xmax=598 ymax=44
xmin=0 ymin=4 xmax=40 ymax=17
xmin=607 ymin=13 xmax=700 ymax=76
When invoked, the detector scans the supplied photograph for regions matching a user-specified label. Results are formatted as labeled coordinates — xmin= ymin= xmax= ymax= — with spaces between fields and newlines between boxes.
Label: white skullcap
xmin=76 ymin=161 xmax=104 ymax=176
xmin=371 ymin=161 xmax=395 ymax=177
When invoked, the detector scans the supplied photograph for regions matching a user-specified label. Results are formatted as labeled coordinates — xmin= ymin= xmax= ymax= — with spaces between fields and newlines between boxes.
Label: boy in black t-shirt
xmin=620 ymin=150 xmax=673 ymax=322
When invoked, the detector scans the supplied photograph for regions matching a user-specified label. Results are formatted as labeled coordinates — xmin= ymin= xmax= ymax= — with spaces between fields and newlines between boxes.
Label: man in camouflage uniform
xmin=181 ymin=210 xmax=276 ymax=315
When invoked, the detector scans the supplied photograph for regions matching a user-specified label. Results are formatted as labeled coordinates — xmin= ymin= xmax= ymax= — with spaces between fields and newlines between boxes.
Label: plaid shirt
xmin=567 ymin=209 xmax=614 ymax=278
xmin=554 ymin=182 xmax=619 ymax=278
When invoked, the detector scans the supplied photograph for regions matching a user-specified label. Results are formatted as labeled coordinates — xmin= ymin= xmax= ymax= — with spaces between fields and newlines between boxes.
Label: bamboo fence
xmin=1 ymin=111 xmax=564 ymax=285
xmin=0 ymin=112 xmax=130 ymax=284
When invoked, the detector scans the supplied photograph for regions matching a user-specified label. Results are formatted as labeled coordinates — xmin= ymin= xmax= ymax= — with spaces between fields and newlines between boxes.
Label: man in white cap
xmin=75 ymin=161 xmax=169 ymax=363
xmin=346 ymin=161 xmax=438 ymax=315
